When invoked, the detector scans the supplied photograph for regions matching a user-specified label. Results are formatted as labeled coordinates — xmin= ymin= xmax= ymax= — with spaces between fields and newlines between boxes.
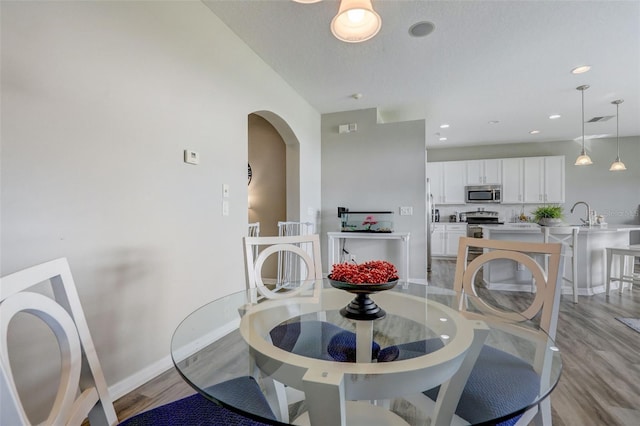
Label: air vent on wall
xmin=587 ymin=115 xmax=614 ymax=123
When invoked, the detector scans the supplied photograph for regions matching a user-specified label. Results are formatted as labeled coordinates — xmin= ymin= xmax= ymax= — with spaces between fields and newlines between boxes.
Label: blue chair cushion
xmin=270 ymin=320 xmax=380 ymax=362
xmin=380 ymin=340 xmax=540 ymax=425
xmin=377 ymin=338 xmax=444 ymax=362
xmin=119 ymin=377 xmax=275 ymax=425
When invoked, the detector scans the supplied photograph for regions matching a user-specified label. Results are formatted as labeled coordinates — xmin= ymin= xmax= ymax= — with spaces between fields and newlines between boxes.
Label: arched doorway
xmin=247 ymin=111 xmax=301 ymax=277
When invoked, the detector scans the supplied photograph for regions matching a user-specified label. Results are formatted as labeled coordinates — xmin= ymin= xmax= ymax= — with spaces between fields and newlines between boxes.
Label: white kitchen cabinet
xmin=427 ymin=161 xmax=466 ymax=204
xmin=523 ymin=157 xmax=544 ymax=203
xmin=442 ymin=161 xmax=467 ymax=204
xmin=427 ymin=162 xmax=444 ymax=204
xmin=502 ymin=156 xmax=565 ymax=204
xmin=523 ymin=156 xmax=565 ymax=203
xmin=431 ymin=224 xmax=446 ymax=256
xmin=445 ymin=224 xmax=467 ymax=256
xmin=543 ymin=156 xmax=565 ymax=203
xmin=431 ymin=224 xmax=466 ymax=257
xmin=501 ymin=158 xmax=524 ymax=203
xmin=466 ymin=159 xmax=502 ymax=185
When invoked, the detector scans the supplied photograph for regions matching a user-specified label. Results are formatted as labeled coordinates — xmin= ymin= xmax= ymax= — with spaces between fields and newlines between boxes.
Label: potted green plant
xmin=533 ymin=205 xmax=564 ymax=226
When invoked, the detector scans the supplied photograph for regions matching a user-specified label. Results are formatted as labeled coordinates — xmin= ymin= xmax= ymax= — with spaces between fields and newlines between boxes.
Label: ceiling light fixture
xmin=575 ymin=85 xmax=593 ymax=166
xmin=549 ymin=114 xmax=561 ymax=120
xmin=530 ymin=130 xmax=540 ymax=135
xmin=488 ymin=120 xmax=499 ymax=125
xmin=571 ymin=65 xmax=591 ymax=74
xmin=440 ymin=124 xmax=450 ymax=129
xmin=439 ymin=137 xmax=447 ymax=141
xmin=331 ymin=0 xmax=381 ymax=43
xmin=609 ymin=99 xmax=626 ymax=171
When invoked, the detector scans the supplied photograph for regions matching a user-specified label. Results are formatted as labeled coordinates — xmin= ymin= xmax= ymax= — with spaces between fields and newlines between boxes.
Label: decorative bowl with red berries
xmin=328 ymin=260 xmax=399 ymax=293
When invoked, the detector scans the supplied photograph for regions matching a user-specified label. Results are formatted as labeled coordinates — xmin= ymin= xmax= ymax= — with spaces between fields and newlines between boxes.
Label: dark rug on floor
xmin=615 ymin=317 xmax=640 ymax=334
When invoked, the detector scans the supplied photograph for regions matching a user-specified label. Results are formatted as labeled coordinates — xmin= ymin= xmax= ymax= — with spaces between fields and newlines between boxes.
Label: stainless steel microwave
xmin=465 ymin=185 xmax=502 ymax=203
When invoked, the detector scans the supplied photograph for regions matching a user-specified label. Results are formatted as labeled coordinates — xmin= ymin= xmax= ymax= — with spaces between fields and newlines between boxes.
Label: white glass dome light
xmin=574 ymin=85 xmax=593 ymax=166
xmin=331 ymin=0 xmax=382 ymax=43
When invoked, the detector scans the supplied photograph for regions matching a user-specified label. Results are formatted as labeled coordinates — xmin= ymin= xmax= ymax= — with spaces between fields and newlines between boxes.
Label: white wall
xmin=321 ymin=108 xmax=426 ymax=282
xmin=0 ymin=0 xmax=321 ymax=415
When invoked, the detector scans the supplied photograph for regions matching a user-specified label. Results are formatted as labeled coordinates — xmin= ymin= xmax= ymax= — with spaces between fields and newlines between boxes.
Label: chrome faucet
xmin=570 ymin=201 xmax=592 ymax=226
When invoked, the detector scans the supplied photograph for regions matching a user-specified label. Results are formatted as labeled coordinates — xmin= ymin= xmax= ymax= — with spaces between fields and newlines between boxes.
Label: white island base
xmin=481 ymin=224 xmax=640 ymax=296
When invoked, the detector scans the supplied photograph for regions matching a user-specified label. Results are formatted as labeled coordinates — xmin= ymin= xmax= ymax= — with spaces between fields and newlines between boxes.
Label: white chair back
xmin=244 ymin=234 xmax=322 ymax=300
xmin=1 ymin=258 xmax=117 ymax=426
xmin=454 ymin=237 xmax=564 ymax=338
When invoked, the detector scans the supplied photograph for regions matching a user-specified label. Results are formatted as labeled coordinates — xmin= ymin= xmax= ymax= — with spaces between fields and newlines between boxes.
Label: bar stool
xmin=606 ymin=245 xmax=640 ymax=294
xmin=542 ymin=226 xmax=580 ymax=303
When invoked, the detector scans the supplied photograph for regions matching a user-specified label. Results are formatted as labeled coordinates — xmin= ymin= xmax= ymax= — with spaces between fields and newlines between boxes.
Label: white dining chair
xmin=542 ymin=226 xmax=580 ymax=303
xmin=606 ymin=244 xmax=640 ymax=294
xmin=244 ymin=234 xmax=322 ymax=300
xmin=379 ymin=237 xmax=564 ymax=426
xmin=1 ymin=258 xmax=118 ymax=426
xmin=1 ymin=258 xmax=279 ymax=426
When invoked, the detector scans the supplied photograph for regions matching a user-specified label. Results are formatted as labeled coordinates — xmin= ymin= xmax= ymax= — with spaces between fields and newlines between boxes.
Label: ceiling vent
xmin=587 ymin=115 xmax=614 ymax=123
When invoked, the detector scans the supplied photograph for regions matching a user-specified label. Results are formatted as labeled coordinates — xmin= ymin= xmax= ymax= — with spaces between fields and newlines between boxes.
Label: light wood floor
xmin=114 ymin=259 xmax=640 ymax=425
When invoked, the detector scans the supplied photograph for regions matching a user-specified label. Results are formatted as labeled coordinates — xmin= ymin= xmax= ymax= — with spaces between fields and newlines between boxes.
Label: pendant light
xmin=609 ymin=99 xmax=626 ymax=171
xmin=574 ymin=85 xmax=593 ymax=166
xmin=331 ymin=0 xmax=381 ymax=43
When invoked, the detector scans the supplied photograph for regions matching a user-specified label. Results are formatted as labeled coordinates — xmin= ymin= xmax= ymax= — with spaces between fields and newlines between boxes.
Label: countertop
xmin=481 ymin=224 xmax=640 ymax=234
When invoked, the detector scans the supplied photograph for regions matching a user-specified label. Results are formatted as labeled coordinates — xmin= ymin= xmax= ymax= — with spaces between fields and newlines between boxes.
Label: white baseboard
xmin=109 ymin=355 xmax=174 ymax=400
xmin=108 ymin=319 xmax=239 ymax=400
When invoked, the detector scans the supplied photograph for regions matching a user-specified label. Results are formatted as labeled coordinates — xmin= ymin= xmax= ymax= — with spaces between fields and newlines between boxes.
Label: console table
xmin=327 ymin=232 xmax=410 ymax=281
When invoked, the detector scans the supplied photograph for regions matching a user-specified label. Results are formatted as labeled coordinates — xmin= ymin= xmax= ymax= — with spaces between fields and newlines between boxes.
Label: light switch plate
xmin=222 ymin=184 xmax=229 ymax=198
xmin=222 ymin=200 xmax=229 ymax=216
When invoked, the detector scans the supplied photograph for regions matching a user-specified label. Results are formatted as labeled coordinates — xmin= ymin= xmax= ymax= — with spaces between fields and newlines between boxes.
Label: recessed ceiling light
xmin=488 ymin=120 xmax=499 ymax=125
xmin=351 ymin=93 xmax=363 ymax=99
xmin=571 ymin=65 xmax=591 ymax=74
xmin=530 ymin=130 xmax=540 ymax=135
xmin=549 ymin=114 xmax=562 ymax=120
xmin=439 ymin=137 xmax=447 ymax=141
xmin=440 ymin=124 xmax=450 ymax=129
xmin=409 ymin=21 xmax=435 ymax=38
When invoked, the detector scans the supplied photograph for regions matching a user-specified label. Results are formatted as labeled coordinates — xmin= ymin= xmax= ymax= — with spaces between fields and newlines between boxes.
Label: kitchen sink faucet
xmin=570 ymin=201 xmax=592 ymax=226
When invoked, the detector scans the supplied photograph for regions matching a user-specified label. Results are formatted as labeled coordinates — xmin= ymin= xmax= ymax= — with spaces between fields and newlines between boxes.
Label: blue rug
xmin=616 ymin=317 xmax=640 ymax=334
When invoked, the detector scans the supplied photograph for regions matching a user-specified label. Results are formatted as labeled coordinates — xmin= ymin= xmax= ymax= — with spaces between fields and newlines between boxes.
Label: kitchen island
xmin=480 ymin=224 xmax=640 ymax=295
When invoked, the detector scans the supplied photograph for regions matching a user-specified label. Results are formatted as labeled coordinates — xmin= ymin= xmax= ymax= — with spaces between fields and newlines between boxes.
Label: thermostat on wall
xmin=184 ymin=150 xmax=200 ymax=165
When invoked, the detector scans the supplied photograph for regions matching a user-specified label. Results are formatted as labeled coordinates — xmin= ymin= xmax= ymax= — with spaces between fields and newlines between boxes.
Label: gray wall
xmin=427 ymin=137 xmax=640 ymax=230
xmin=321 ymin=109 xmax=426 ymax=281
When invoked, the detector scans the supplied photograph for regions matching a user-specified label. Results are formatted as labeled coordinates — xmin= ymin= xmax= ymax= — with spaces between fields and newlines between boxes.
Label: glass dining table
xmin=170 ymin=279 xmax=562 ymax=426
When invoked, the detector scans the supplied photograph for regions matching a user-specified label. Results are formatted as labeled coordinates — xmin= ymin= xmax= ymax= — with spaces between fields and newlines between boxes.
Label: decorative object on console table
xmin=533 ymin=204 xmax=564 ymax=226
xmin=338 ymin=209 xmax=394 ymax=233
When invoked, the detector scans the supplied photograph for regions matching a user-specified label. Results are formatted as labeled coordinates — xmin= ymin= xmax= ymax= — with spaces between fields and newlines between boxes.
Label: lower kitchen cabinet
xmin=431 ymin=224 xmax=467 ymax=257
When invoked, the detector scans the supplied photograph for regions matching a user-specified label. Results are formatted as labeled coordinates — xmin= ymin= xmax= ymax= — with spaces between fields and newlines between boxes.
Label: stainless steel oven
xmin=465 ymin=210 xmax=502 ymax=257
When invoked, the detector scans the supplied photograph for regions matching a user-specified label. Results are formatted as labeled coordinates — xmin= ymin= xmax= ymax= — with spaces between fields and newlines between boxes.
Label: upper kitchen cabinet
xmin=502 ymin=156 xmax=564 ymax=204
xmin=523 ymin=156 xmax=565 ymax=203
xmin=427 ymin=161 xmax=466 ymax=204
xmin=501 ymin=157 xmax=524 ymax=203
xmin=466 ymin=159 xmax=502 ymax=185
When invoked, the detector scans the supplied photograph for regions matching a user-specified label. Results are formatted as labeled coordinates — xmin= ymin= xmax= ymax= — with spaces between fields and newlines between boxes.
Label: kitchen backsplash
xmin=434 ymin=203 xmax=557 ymax=223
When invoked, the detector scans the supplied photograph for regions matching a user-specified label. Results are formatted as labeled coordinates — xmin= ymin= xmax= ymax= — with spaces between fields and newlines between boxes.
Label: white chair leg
xmin=572 ymin=254 xmax=578 ymax=304
xmin=532 ymin=397 xmax=552 ymax=426
xmin=606 ymin=249 xmax=613 ymax=295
